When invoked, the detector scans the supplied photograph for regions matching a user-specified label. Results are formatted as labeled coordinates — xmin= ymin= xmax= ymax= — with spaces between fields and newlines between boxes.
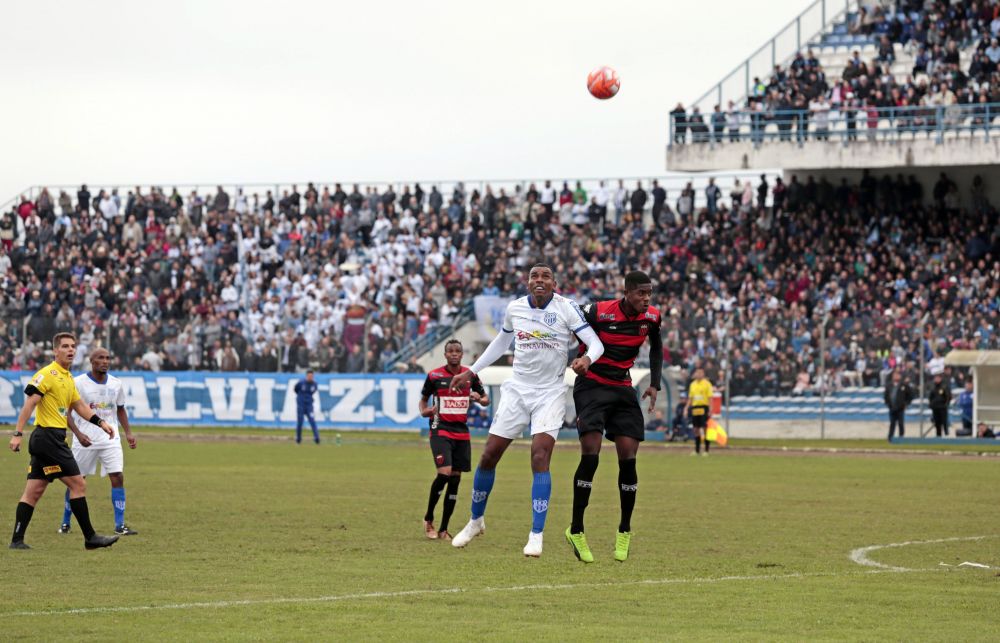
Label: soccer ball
xmin=587 ymin=66 xmax=620 ymax=99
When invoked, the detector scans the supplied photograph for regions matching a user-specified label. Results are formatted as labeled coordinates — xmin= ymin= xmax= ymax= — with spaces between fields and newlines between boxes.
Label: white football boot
xmin=451 ymin=517 xmax=485 ymax=548
xmin=523 ymin=531 xmax=544 ymax=557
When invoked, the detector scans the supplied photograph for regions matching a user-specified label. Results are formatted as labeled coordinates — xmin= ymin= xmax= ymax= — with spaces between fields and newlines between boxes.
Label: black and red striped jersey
xmin=577 ymin=299 xmax=662 ymax=388
xmin=420 ymin=366 xmax=487 ymax=440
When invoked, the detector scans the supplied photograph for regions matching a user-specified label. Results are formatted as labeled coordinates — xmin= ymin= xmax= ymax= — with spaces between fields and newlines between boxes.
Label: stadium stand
xmin=0 ymin=174 xmax=771 ymax=375
xmin=662 ymin=1 xmax=999 ymax=433
xmin=2 ymin=171 xmax=995 ymax=417
xmin=671 ymin=1 xmax=1000 ymax=144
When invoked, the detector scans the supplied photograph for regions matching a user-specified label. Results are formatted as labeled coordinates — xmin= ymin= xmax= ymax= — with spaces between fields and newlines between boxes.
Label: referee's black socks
xmin=424 ymin=473 xmax=449 ymax=523
xmin=69 ymin=497 xmax=96 ymax=540
xmin=618 ymin=459 xmax=638 ymax=533
xmin=11 ymin=501 xmax=34 ymax=544
xmin=571 ymin=454 xmax=599 ymax=533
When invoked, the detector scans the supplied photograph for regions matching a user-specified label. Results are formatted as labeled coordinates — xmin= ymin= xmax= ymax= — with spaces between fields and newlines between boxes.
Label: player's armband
xmin=23 ymin=385 xmax=44 ymax=397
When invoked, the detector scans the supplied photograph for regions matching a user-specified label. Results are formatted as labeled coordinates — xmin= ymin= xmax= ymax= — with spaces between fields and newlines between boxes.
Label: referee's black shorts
xmin=27 ymin=427 xmax=81 ymax=481
xmin=690 ymin=407 xmax=710 ymax=430
xmin=573 ymin=377 xmax=645 ymax=442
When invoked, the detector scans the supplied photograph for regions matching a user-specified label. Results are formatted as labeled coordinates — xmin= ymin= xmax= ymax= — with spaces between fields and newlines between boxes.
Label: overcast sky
xmin=2 ymin=0 xmax=811 ymax=202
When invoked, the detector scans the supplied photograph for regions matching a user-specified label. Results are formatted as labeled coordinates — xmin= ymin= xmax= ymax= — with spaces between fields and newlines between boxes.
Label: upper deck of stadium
xmin=666 ymin=0 xmax=1000 ymax=173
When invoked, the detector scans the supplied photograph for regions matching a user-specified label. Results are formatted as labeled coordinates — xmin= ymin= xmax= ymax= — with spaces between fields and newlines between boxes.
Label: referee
xmin=684 ymin=368 xmax=714 ymax=455
xmin=8 ymin=332 xmax=120 ymax=550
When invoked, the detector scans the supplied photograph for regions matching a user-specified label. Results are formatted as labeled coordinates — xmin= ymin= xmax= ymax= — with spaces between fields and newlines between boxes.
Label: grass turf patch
xmin=1 ymin=432 xmax=997 ymax=640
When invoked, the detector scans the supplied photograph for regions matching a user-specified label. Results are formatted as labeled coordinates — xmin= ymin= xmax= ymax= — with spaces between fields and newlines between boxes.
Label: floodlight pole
xmin=724 ymin=315 xmax=734 ymax=436
xmin=918 ymin=313 xmax=929 ymax=437
xmin=819 ymin=312 xmax=830 ymax=440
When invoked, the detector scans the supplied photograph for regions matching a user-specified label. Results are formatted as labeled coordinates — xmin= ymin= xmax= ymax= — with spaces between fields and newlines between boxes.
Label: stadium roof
xmin=944 ymin=351 xmax=1000 ymax=367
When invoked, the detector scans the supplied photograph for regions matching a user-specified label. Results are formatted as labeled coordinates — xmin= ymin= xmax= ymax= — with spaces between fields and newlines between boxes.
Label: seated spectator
xmin=644 ymin=410 xmax=668 ymax=434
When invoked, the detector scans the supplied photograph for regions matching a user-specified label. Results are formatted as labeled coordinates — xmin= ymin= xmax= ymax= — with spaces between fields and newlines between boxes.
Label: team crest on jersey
xmin=50 ymin=370 xmax=57 ymax=376
xmin=543 ymin=312 xmax=557 ymax=326
xmin=639 ymin=324 xmax=649 ymax=336
xmin=532 ymin=499 xmax=549 ymax=513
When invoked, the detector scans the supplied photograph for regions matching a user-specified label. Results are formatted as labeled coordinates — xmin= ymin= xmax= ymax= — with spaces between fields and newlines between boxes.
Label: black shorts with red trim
xmin=27 ymin=427 xmax=81 ymax=481
xmin=572 ymin=377 xmax=645 ymax=442
xmin=429 ymin=434 xmax=472 ymax=472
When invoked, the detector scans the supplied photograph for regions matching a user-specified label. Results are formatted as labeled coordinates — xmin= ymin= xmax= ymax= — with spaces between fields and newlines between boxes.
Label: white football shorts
xmin=488 ymin=379 xmax=566 ymax=440
xmin=71 ymin=442 xmax=124 ymax=477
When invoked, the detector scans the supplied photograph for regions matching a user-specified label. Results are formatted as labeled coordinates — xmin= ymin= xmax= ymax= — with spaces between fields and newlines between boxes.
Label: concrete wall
xmin=667 ymin=135 xmax=1000 ymax=174
xmin=726 ymin=419 xmax=891 ymax=440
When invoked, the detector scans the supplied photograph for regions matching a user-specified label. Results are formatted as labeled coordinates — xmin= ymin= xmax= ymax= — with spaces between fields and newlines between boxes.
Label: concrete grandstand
xmin=664 ymin=0 xmax=999 ymax=438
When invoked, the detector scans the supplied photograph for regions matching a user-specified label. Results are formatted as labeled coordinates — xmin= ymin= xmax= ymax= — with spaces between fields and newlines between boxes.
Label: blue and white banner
xmin=473 ymin=295 xmax=513 ymax=340
xmin=0 ymin=371 xmax=426 ymax=430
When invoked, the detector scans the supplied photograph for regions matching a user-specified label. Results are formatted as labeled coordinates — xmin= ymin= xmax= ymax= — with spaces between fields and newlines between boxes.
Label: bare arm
xmin=14 ymin=394 xmax=40 ymax=436
xmin=9 ymin=394 xmax=41 ymax=453
xmin=418 ymin=395 xmax=436 ymax=418
xmin=67 ymin=410 xmax=92 ymax=448
xmin=450 ymin=330 xmax=513 ymax=392
xmin=118 ymin=406 xmax=135 ymax=449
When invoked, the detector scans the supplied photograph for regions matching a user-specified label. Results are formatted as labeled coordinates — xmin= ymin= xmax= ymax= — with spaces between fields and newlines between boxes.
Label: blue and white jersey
xmin=501 ymin=293 xmax=590 ymax=389
xmin=71 ymin=373 xmax=125 ymax=444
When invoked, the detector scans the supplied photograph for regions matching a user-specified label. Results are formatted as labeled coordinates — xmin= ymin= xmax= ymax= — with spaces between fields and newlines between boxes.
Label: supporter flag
xmin=706 ymin=419 xmax=728 ymax=447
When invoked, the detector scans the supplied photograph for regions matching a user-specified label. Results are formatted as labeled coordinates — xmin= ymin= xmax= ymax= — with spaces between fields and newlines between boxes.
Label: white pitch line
xmin=5 ymin=567 xmax=932 ymax=618
xmin=849 ymin=535 xmax=995 ymax=571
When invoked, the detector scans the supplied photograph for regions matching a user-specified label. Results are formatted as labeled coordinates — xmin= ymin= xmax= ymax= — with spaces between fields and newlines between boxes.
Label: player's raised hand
xmin=641 ymin=386 xmax=658 ymax=412
xmin=449 ymin=370 xmax=474 ymax=393
xmin=570 ymin=356 xmax=592 ymax=376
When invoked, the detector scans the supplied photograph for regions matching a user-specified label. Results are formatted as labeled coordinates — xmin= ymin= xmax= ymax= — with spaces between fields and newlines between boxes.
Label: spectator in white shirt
xmin=810 ymin=96 xmax=830 ymax=140
xmin=99 ymin=191 xmax=118 ymax=220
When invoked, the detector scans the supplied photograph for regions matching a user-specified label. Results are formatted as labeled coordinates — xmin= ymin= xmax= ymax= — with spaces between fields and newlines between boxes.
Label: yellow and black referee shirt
xmin=688 ymin=379 xmax=713 ymax=416
xmin=25 ymin=361 xmax=81 ymax=428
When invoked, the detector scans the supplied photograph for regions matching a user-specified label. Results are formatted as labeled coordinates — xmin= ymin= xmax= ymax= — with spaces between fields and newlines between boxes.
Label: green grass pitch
xmin=2 ymin=430 xmax=998 ymax=641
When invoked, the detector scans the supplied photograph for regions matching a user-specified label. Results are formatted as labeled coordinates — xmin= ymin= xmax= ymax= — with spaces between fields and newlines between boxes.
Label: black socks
xmin=571 ymin=454 xmax=600 ymax=533
xmin=618 ymin=459 xmax=638 ymax=533
xmin=425 ymin=473 xmax=450 ymax=522
xmin=439 ymin=475 xmax=461 ymax=533
xmin=69 ymin=497 xmax=96 ymax=539
xmin=11 ymin=502 xmax=34 ymax=543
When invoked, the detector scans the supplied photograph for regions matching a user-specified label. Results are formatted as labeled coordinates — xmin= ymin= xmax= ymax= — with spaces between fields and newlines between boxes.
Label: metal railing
xmin=2 ymin=172 xmax=782 ymax=220
xmin=383 ymin=300 xmax=476 ymax=371
xmin=670 ymin=102 xmax=999 ymax=148
xmin=690 ymin=0 xmax=859 ymax=113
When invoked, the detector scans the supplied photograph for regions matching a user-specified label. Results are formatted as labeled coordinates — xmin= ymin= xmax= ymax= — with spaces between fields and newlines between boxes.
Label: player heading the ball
xmin=448 ymin=264 xmax=604 ymax=557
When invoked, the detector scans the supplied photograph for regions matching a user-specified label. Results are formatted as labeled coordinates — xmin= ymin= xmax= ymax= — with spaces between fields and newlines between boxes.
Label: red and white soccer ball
xmin=587 ymin=66 xmax=620 ymax=100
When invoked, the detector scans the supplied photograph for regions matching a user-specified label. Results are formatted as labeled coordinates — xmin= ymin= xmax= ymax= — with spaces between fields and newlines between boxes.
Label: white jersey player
xmin=60 ymin=348 xmax=139 ymax=536
xmin=448 ymin=264 xmax=604 ymax=557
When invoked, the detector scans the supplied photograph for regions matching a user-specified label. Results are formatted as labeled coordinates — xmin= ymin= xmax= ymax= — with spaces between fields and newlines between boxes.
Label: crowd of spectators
xmin=672 ymin=0 xmax=1000 ymax=144
xmin=1 ymin=170 xmax=997 ymax=401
